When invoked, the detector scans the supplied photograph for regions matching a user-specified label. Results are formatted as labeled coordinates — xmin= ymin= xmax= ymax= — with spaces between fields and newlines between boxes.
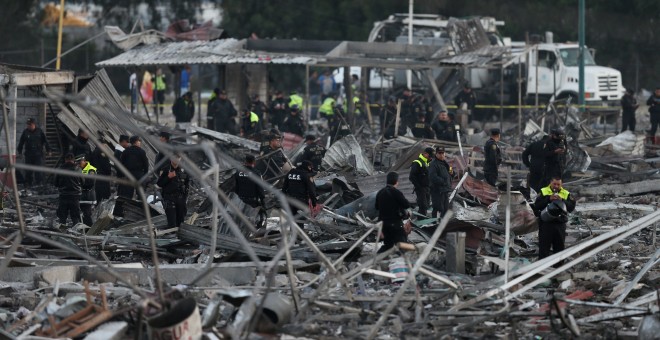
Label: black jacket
xmin=212 ymin=98 xmax=237 ymax=132
xmin=258 ymin=146 xmax=287 ymax=180
xmin=281 ymin=114 xmax=305 ymax=137
xmin=411 ymin=122 xmax=434 ymax=139
xmin=173 ymin=97 xmax=195 ymax=122
xmin=56 ymin=162 xmax=82 ymax=197
xmin=121 ymin=145 xmax=149 ymax=178
xmin=80 ymin=164 xmax=96 ymax=204
xmin=71 ymin=136 xmax=92 ymax=159
xmin=621 ymin=93 xmax=638 ymax=115
xmin=483 ymin=138 xmax=502 ymax=174
xmin=250 ymin=100 xmax=268 ymax=120
xmin=375 ymin=185 xmax=410 ymax=222
xmin=647 ymin=94 xmax=660 ymax=115
xmin=282 ymin=167 xmax=316 ymax=205
xmin=300 ymin=144 xmax=326 ymax=171
xmin=234 ymin=166 xmax=265 ymax=203
xmin=543 ymin=137 xmax=567 ymax=179
xmin=157 ymin=165 xmax=190 ymax=200
xmin=522 ymin=137 xmax=548 ymax=174
xmin=429 ymin=158 xmax=452 ymax=191
xmin=18 ymin=127 xmax=50 ymax=156
xmin=533 ymin=187 xmax=576 ymax=227
xmin=409 ymin=154 xmax=430 ymax=189
xmin=454 ymin=91 xmax=476 ymax=110
xmin=431 ymin=120 xmax=457 ymax=142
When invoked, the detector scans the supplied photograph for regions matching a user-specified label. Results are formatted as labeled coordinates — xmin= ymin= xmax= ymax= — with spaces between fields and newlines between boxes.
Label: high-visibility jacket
xmin=319 ymin=97 xmax=335 ymax=115
xmin=540 ymin=186 xmax=570 ymax=200
xmin=289 ymin=94 xmax=303 ymax=109
xmin=343 ymin=96 xmax=361 ymax=114
xmin=80 ymin=163 xmax=97 ymax=204
xmin=81 ymin=163 xmax=97 ymax=175
xmin=250 ymin=111 xmax=259 ymax=123
xmin=155 ymin=75 xmax=166 ymax=91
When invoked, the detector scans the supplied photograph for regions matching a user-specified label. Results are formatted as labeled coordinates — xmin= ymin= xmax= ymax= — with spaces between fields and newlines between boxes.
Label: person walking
xmin=299 ymin=135 xmax=326 ymax=172
xmin=172 ymin=91 xmax=195 ymax=123
xmin=282 ymin=160 xmax=317 ymax=226
xmin=429 ymin=147 xmax=452 ymax=219
xmin=375 ymin=172 xmax=411 ymax=253
xmin=409 ymin=147 xmax=433 ymax=217
xmin=17 ymin=118 xmax=51 ymax=186
xmin=483 ymin=128 xmax=502 ymax=187
xmin=522 ymin=135 xmax=550 ymax=193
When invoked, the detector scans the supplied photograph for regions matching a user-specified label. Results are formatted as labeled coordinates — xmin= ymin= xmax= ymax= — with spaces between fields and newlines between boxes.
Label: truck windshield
xmin=559 ymin=48 xmax=596 ymax=67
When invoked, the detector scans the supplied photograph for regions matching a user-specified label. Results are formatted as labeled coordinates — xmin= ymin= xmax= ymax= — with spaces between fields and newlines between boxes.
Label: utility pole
xmin=55 ymin=0 xmax=65 ymax=70
xmin=578 ymin=0 xmax=585 ymax=112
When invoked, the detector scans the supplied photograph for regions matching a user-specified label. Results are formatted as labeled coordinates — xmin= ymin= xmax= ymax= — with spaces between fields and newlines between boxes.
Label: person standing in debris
xmin=483 ymin=128 xmax=502 ymax=187
xmin=282 ymin=160 xmax=317 ymax=226
xmin=250 ymin=94 xmax=269 ymax=124
xmin=76 ymin=154 xmax=97 ymax=226
xmin=646 ymin=87 xmax=660 ymax=137
xmin=375 ymin=172 xmax=411 ymax=253
xmin=17 ymin=118 xmax=51 ymax=186
xmin=542 ymin=128 xmax=567 ymax=185
xmin=429 ymin=147 xmax=452 ymax=219
xmin=157 ymin=156 xmax=190 ymax=229
xmin=522 ymin=135 xmax=550 ymax=193
xmin=90 ymin=141 xmax=113 ymax=203
xmin=70 ymin=129 xmax=91 ymax=160
xmin=621 ymin=88 xmax=638 ymax=133
xmin=454 ymin=84 xmax=476 ymax=112
xmin=281 ymin=105 xmax=305 ymax=137
xmin=118 ymin=136 xmax=149 ymax=201
xmin=129 ymin=71 xmax=138 ymax=113
xmin=411 ymin=114 xmax=435 ymax=139
xmin=240 ymin=109 xmax=260 ymax=138
xmin=153 ymin=68 xmax=166 ymax=115
xmin=234 ymin=154 xmax=265 ymax=208
xmin=213 ymin=90 xmax=238 ymax=134
xmin=409 ymin=147 xmax=433 ymax=217
xmin=381 ymin=97 xmax=398 ymax=139
xmin=55 ymin=153 xmax=82 ymax=226
xmin=114 ymin=135 xmax=130 ymax=162
xmin=432 ymin=111 xmax=458 ymax=142
xmin=259 ymin=134 xmax=287 ymax=180
xmin=299 ymin=135 xmax=326 ymax=172
xmin=534 ymin=177 xmax=576 ymax=260
xmin=172 ymin=91 xmax=195 ymax=123
xmin=288 ymin=90 xmax=304 ymax=111
xmin=270 ymin=91 xmax=289 ymax=130
xmin=154 ymin=131 xmax=171 ymax=175
xmin=206 ymin=88 xmax=220 ymax=130
xmin=318 ymin=69 xmax=336 ymax=100
xmin=318 ymin=93 xmax=337 ymax=120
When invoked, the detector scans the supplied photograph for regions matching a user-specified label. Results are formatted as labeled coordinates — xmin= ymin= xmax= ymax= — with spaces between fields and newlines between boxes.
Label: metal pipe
xmin=55 ymin=0 xmax=65 ymax=70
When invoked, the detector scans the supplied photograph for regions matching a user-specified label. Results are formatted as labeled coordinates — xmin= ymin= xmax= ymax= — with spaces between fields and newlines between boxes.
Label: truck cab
xmin=527 ymin=43 xmax=624 ymax=105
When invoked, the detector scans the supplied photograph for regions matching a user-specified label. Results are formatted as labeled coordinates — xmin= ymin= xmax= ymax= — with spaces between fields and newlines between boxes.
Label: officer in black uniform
xmin=70 ymin=129 xmax=92 ymax=160
xmin=483 ymin=128 xmax=502 ymax=187
xmin=282 ymin=160 xmax=317 ymax=226
xmin=411 ymin=114 xmax=435 ymax=139
xmin=375 ymin=172 xmax=411 ymax=253
xmin=234 ymin=154 xmax=265 ymax=208
xmin=522 ymin=135 xmax=550 ymax=193
xmin=429 ymin=147 xmax=452 ymax=219
xmin=55 ymin=153 xmax=82 ymax=226
xmin=157 ymin=157 xmax=190 ymax=229
xmin=76 ymin=154 xmax=97 ymax=226
xmin=258 ymin=133 xmax=288 ymax=181
xmin=115 ymin=136 xmax=149 ymax=217
xmin=17 ymin=118 xmax=51 ymax=186
xmin=269 ymin=91 xmax=288 ymax=130
xmin=380 ymin=97 xmax=398 ymax=139
xmin=542 ymin=128 xmax=567 ymax=186
xmin=90 ymin=142 xmax=113 ymax=203
xmin=409 ymin=147 xmax=433 ymax=217
xmin=299 ymin=135 xmax=326 ymax=172
xmin=533 ymin=177 xmax=576 ymax=261
xmin=281 ymin=105 xmax=305 ymax=137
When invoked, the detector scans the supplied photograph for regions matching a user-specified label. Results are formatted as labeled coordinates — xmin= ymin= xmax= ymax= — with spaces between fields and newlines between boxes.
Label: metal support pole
xmin=305 ymin=64 xmax=310 ymax=124
xmin=406 ymin=0 xmax=414 ymax=90
xmin=578 ymin=0 xmax=586 ymax=112
xmin=504 ymin=167 xmax=512 ymax=283
xmin=499 ymin=63 xmax=504 ymax=131
xmin=518 ymin=61 xmax=522 ymax=137
xmin=535 ymin=45 xmax=539 ymax=110
xmin=55 ymin=0 xmax=65 ymax=70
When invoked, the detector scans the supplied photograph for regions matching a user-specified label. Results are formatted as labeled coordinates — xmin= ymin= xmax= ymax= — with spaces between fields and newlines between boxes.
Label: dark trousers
xmin=528 ymin=170 xmax=544 ymax=193
xmin=650 ymin=112 xmax=660 ymax=136
xmin=24 ymin=153 xmax=44 ymax=186
xmin=164 ymin=196 xmax=187 ymax=228
xmin=57 ymin=195 xmax=81 ymax=225
xmin=114 ymin=184 xmax=137 ymax=217
xmin=431 ymin=190 xmax=449 ymax=219
xmin=538 ymin=223 xmax=566 ymax=262
xmin=95 ymin=182 xmax=111 ymax=203
xmin=484 ymin=172 xmax=498 ymax=187
xmin=154 ymin=90 xmax=165 ymax=115
xmin=415 ymin=186 xmax=430 ymax=217
xmin=81 ymin=203 xmax=93 ymax=226
xmin=621 ymin=112 xmax=636 ymax=132
xmin=378 ymin=220 xmax=407 ymax=253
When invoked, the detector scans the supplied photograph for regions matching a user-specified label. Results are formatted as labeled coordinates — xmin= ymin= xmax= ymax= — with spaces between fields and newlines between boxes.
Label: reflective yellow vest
xmin=319 ymin=97 xmax=335 ymax=115
xmin=155 ymin=75 xmax=166 ymax=91
xmin=289 ymin=94 xmax=303 ymax=109
xmin=540 ymin=186 xmax=570 ymax=200
xmin=81 ymin=163 xmax=97 ymax=175
xmin=412 ymin=153 xmax=429 ymax=168
xmin=250 ymin=111 xmax=259 ymax=123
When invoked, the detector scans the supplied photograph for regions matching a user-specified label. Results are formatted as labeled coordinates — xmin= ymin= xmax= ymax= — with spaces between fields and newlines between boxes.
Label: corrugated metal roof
xmin=96 ymin=38 xmax=318 ymax=67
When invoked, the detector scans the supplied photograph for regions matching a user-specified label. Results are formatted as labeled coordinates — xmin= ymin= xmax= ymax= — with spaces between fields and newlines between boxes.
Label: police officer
xmin=318 ymin=92 xmax=337 ymax=119
xmin=250 ymin=94 xmax=269 ymax=123
xmin=90 ymin=142 xmax=113 ymax=203
xmin=288 ymin=90 xmax=304 ymax=110
xmin=533 ymin=177 xmax=576 ymax=260
xmin=240 ymin=109 xmax=260 ymax=138
xmin=282 ymin=160 xmax=317 ymax=226
xmin=114 ymin=135 xmax=130 ymax=161
xmin=429 ymin=147 xmax=452 ymax=219
xmin=157 ymin=157 xmax=190 ymax=229
xmin=409 ymin=147 xmax=433 ymax=217
xmin=258 ymin=133 xmax=288 ymax=181
xmin=299 ymin=135 xmax=326 ymax=172
xmin=71 ymin=129 xmax=92 ymax=160
xmin=212 ymin=89 xmax=238 ymax=134
xmin=646 ymin=87 xmax=660 ymax=136
xmin=270 ymin=91 xmax=288 ymax=130
xmin=281 ymin=105 xmax=305 ymax=137
xmin=621 ymin=88 xmax=638 ymax=132
xmin=411 ymin=114 xmax=435 ymax=139
xmin=375 ymin=172 xmax=411 ymax=253
xmin=543 ymin=128 xmax=567 ymax=186
xmin=234 ymin=154 xmax=265 ymax=208
xmin=115 ymin=136 xmax=149 ymax=217
xmin=483 ymin=128 xmax=502 ymax=187
xmin=55 ymin=153 xmax=82 ymax=226
xmin=76 ymin=154 xmax=97 ymax=226
xmin=17 ymin=118 xmax=51 ymax=186
xmin=522 ymin=135 xmax=550 ymax=193
xmin=381 ymin=97 xmax=398 ymax=139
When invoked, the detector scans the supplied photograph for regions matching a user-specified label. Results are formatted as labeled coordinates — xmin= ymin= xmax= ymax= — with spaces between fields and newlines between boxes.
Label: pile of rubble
xmin=1 ymin=75 xmax=660 ymax=339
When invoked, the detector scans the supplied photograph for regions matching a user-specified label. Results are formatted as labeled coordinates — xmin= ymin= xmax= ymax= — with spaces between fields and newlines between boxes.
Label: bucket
xmin=389 ymin=257 xmax=409 ymax=283
xmin=148 ymin=298 xmax=202 ymax=340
